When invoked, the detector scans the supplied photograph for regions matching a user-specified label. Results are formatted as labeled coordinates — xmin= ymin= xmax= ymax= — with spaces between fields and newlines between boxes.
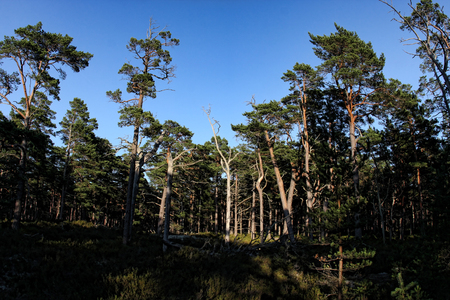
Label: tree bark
xmin=123 ymin=128 xmax=165 ymax=245
xmin=251 ymin=181 xmax=256 ymax=240
xmin=12 ymin=140 xmax=26 ymax=230
xmin=256 ymin=149 xmax=265 ymax=243
xmin=59 ymin=130 xmax=72 ymax=220
xmin=123 ymin=121 xmax=140 ymax=245
xmin=304 ymin=135 xmax=314 ymax=240
xmin=214 ymin=185 xmax=219 ymax=234
xmin=234 ymin=174 xmax=238 ymax=237
xmin=128 ymin=156 xmax=142 ymax=237
xmin=157 ymin=185 xmax=167 ymax=235
xmin=286 ymin=166 xmax=297 ymax=235
xmin=264 ymin=130 xmax=295 ymax=243
xmin=12 ymin=115 xmax=30 ymax=230
xmin=225 ymin=170 xmax=231 ymax=243
xmin=349 ymin=117 xmax=362 ymax=239
xmin=205 ymin=109 xmax=240 ymax=244
xmin=163 ymin=153 xmax=174 ymax=252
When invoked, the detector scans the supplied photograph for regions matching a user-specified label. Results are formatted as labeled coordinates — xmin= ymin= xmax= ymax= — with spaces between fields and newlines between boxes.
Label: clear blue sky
xmin=1 ymin=0 xmax=430 ymax=148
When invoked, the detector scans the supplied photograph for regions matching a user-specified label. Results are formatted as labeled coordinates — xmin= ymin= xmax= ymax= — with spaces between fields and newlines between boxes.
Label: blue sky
xmin=0 ymin=0 xmax=431 ymax=148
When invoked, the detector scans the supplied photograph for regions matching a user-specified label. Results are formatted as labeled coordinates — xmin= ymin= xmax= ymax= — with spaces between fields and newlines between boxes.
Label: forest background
xmin=1 ymin=0 xmax=450 ymax=299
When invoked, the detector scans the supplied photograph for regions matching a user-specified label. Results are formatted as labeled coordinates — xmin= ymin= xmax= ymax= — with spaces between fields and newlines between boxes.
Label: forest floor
xmin=0 ymin=220 xmax=449 ymax=299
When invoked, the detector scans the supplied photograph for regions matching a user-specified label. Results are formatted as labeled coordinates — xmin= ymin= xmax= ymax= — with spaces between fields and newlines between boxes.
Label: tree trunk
xmin=12 ymin=132 xmax=27 ymax=230
xmin=157 ymin=185 xmax=167 ymax=235
xmin=372 ymin=151 xmax=386 ymax=244
xmin=59 ymin=154 xmax=70 ymax=220
xmin=214 ymin=185 xmax=219 ymax=234
xmin=321 ymin=199 xmax=328 ymax=241
xmin=305 ymin=143 xmax=314 ymax=240
xmin=129 ymin=152 xmax=146 ymax=237
xmin=123 ymin=128 xmax=165 ymax=245
xmin=59 ymin=124 xmax=74 ymax=221
xmin=251 ymin=181 xmax=256 ymax=240
xmin=256 ymin=149 xmax=265 ymax=243
xmin=239 ymin=207 xmax=243 ymax=235
xmin=123 ymin=126 xmax=139 ymax=244
xmin=286 ymin=165 xmax=297 ymax=230
xmin=349 ymin=117 xmax=362 ymax=238
xmin=197 ymin=194 xmax=201 ymax=233
xmin=410 ymin=121 xmax=424 ymax=235
xmin=300 ymin=85 xmax=314 ymax=240
xmin=222 ymin=164 xmax=233 ymax=243
xmin=268 ymin=203 xmax=273 ymax=240
xmin=163 ymin=153 xmax=174 ymax=252
xmin=234 ymin=174 xmax=238 ymax=237
xmin=189 ymin=194 xmax=194 ymax=233
xmin=338 ymin=243 xmax=343 ymax=300
xmin=264 ymin=130 xmax=295 ymax=243
xmin=205 ymin=110 xmax=240 ymax=244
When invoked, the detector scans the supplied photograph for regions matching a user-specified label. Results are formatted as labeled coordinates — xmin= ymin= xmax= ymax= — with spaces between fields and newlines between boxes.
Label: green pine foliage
xmin=2 ymin=3 xmax=450 ymax=299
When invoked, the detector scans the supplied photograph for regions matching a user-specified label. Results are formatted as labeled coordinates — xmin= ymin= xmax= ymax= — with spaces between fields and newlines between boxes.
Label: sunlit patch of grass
xmin=101 ymin=268 xmax=162 ymax=300
xmin=273 ymin=268 xmax=288 ymax=283
xmin=254 ymin=256 xmax=272 ymax=277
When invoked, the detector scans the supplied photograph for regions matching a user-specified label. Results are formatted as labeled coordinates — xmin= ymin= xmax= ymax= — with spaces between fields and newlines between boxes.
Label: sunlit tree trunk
xmin=264 ymin=130 xmax=295 ymax=243
xmin=256 ymin=149 xmax=265 ymax=243
xmin=349 ymin=115 xmax=362 ymax=239
xmin=286 ymin=165 xmax=297 ymax=233
xmin=205 ymin=108 xmax=240 ymax=244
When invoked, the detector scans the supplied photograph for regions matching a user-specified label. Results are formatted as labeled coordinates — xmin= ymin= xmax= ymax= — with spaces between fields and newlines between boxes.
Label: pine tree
xmin=154 ymin=120 xmax=196 ymax=251
xmin=282 ymin=63 xmax=324 ymax=239
xmin=106 ymin=20 xmax=179 ymax=245
xmin=309 ymin=24 xmax=386 ymax=238
xmin=381 ymin=0 xmax=450 ymax=125
xmin=233 ymin=100 xmax=296 ymax=243
xmin=58 ymin=98 xmax=98 ymax=220
xmin=0 ymin=22 xmax=92 ymax=229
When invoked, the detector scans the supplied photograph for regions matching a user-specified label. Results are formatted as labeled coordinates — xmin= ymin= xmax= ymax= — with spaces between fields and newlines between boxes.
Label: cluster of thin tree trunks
xmin=1 ymin=185 xmax=435 ymax=242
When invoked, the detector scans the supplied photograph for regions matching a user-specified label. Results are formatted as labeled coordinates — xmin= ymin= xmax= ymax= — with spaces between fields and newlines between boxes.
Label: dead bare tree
xmin=204 ymin=106 xmax=241 ymax=244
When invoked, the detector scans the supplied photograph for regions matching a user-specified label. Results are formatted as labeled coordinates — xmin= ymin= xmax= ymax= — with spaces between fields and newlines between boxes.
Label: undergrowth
xmin=0 ymin=221 xmax=448 ymax=299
